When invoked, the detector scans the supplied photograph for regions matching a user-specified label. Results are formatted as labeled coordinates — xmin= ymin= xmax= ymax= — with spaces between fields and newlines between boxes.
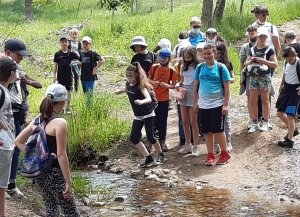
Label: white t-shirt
xmin=9 ymin=67 xmax=23 ymax=105
xmin=0 ymin=85 xmax=15 ymax=150
xmin=70 ymin=41 xmax=80 ymax=56
xmin=284 ymin=57 xmax=300 ymax=84
xmin=180 ymin=65 xmax=195 ymax=85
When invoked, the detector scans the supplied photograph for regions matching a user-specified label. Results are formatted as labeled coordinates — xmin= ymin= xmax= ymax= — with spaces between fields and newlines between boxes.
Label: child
xmin=196 ymin=42 xmax=206 ymax=61
xmin=15 ymin=83 xmax=80 ymax=216
xmin=276 ymin=47 xmax=300 ymax=148
xmin=148 ymin=48 xmax=178 ymax=152
xmin=205 ymin=28 xmax=226 ymax=45
xmin=188 ymin=16 xmax=205 ymax=46
xmin=68 ymin=28 xmax=82 ymax=92
xmin=114 ymin=62 xmax=164 ymax=167
xmin=172 ymin=31 xmax=189 ymax=64
xmin=130 ymin=35 xmax=155 ymax=76
xmin=0 ymin=57 xmax=17 ymax=217
xmin=193 ymin=43 xmax=231 ymax=166
xmin=78 ymin=36 xmax=105 ymax=96
xmin=176 ymin=46 xmax=200 ymax=155
xmin=153 ymin=38 xmax=172 ymax=54
xmin=53 ymin=36 xmax=80 ymax=114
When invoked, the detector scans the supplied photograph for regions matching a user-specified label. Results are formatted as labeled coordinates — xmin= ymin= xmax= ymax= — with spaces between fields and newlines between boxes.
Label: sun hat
xmin=82 ymin=36 xmax=92 ymax=44
xmin=257 ymin=27 xmax=269 ymax=38
xmin=130 ymin=36 xmax=148 ymax=49
xmin=196 ymin=42 xmax=206 ymax=50
xmin=157 ymin=48 xmax=172 ymax=61
xmin=4 ymin=38 xmax=31 ymax=57
xmin=0 ymin=56 xmax=17 ymax=73
xmin=45 ymin=83 xmax=68 ymax=102
xmin=285 ymin=30 xmax=297 ymax=38
xmin=158 ymin=38 xmax=171 ymax=50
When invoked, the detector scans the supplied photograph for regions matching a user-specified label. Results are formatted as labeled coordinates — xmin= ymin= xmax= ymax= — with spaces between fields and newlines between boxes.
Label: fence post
xmin=170 ymin=0 xmax=174 ymax=13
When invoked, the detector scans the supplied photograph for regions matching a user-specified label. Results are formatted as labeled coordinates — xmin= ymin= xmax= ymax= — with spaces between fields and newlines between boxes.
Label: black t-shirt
xmin=126 ymin=82 xmax=153 ymax=116
xmin=130 ymin=51 xmax=156 ymax=76
xmin=54 ymin=50 xmax=79 ymax=81
xmin=79 ymin=50 xmax=101 ymax=81
xmin=288 ymin=43 xmax=300 ymax=58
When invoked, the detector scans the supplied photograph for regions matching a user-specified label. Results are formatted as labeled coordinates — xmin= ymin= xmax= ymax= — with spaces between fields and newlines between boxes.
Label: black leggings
xmin=130 ymin=116 xmax=156 ymax=145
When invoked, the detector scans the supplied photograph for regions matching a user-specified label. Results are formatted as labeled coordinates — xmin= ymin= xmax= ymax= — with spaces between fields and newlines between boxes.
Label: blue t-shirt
xmin=194 ymin=61 xmax=230 ymax=109
xmin=189 ymin=32 xmax=205 ymax=47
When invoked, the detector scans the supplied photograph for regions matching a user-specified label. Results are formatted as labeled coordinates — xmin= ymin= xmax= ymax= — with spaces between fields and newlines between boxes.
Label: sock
xmin=253 ymin=120 xmax=258 ymax=124
xmin=8 ymin=182 xmax=15 ymax=190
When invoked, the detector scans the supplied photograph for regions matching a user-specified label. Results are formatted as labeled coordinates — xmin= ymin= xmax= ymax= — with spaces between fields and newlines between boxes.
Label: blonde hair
xmin=70 ymin=28 xmax=79 ymax=34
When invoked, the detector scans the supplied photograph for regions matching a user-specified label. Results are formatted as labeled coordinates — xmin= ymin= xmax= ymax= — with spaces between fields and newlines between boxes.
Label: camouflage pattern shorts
xmin=249 ymin=73 xmax=271 ymax=91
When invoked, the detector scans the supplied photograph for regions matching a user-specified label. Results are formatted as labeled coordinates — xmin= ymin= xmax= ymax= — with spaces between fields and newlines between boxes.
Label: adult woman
xmin=15 ymin=83 xmax=79 ymax=216
xmin=245 ymin=27 xmax=278 ymax=133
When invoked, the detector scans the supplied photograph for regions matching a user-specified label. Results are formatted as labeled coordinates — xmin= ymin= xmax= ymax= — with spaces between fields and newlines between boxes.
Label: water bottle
xmin=72 ymin=63 xmax=81 ymax=75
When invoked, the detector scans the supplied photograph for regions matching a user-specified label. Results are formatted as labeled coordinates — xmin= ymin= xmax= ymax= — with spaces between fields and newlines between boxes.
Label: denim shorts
xmin=249 ymin=73 xmax=271 ymax=91
xmin=0 ymin=149 xmax=13 ymax=188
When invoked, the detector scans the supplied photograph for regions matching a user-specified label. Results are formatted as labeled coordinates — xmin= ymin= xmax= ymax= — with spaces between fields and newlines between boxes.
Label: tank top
xmin=46 ymin=134 xmax=60 ymax=169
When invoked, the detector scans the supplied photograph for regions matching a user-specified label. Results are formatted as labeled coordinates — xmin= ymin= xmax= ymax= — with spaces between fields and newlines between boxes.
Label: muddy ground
xmin=5 ymin=18 xmax=300 ymax=216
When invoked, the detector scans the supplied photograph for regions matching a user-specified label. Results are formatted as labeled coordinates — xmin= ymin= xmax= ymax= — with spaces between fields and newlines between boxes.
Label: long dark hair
xmin=126 ymin=62 xmax=152 ymax=91
xmin=182 ymin=46 xmax=201 ymax=71
xmin=39 ymin=95 xmax=60 ymax=122
xmin=216 ymin=42 xmax=230 ymax=68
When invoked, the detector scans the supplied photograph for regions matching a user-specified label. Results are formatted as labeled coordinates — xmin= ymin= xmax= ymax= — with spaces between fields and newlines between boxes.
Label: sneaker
xmin=191 ymin=145 xmax=200 ymax=157
xmin=214 ymin=144 xmax=221 ymax=155
xmin=155 ymin=153 xmax=164 ymax=165
xmin=137 ymin=155 xmax=154 ymax=168
xmin=5 ymin=192 xmax=11 ymax=199
xmin=6 ymin=187 xmax=25 ymax=198
xmin=159 ymin=140 xmax=169 ymax=152
xmin=178 ymin=144 xmax=191 ymax=154
xmin=205 ymin=153 xmax=215 ymax=166
xmin=268 ymin=122 xmax=273 ymax=130
xmin=66 ymin=108 xmax=72 ymax=114
xmin=145 ymin=141 xmax=152 ymax=154
xmin=248 ymin=122 xmax=260 ymax=134
xmin=284 ymin=128 xmax=299 ymax=140
xmin=260 ymin=121 xmax=269 ymax=132
xmin=247 ymin=121 xmax=252 ymax=130
xmin=227 ymin=142 xmax=233 ymax=153
xmin=278 ymin=139 xmax=294 ymax=148
xmin=216 ymin=151 xmax=231 ymax=165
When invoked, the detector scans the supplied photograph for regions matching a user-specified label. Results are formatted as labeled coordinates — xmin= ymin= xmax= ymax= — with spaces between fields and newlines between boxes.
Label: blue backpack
xmin=21 ymin=115 xmax=57 ymax=179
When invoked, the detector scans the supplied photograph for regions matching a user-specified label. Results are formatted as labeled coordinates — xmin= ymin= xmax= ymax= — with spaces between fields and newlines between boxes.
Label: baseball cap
xmin=82 ymin=36 xmax=92 ymax=44
xmin=206 ymin=28 xmax=218 ymax=34
xmin=130 ymin=36 xmax=148 ymax=49
xmin=158 ymin=38 xmax=171 ymax=50
xmin=4 ymin=38 xmax=31 ymax=57
xmin=60 ymin=36 xmax=69 ymax=41
xmin=45 ymin=83 xmax=68 ymax=102
xmin=157 ymin=48 xmax=172 ymax=61
xmin=196 ymin=42 xmax=206 ymax=50
xmin=257 ymin=27 xmax=269 ymax=38
xmin=285 ymin=30 xmax=297 ymax=38
xmin=0 ymin=56 xmax=17 ymax=73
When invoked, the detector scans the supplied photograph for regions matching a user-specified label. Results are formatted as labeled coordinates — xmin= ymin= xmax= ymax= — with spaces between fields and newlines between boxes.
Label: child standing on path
xmin=188 ymin=16 xmax=205 ymax=47
xmin=148 ymin=49 xmax=177 ymax=152
xmin=0 ymin=57 xmax=17 ymax=217
xmin=193 ymin=44 xmax=231 ymax=166
xmin=115 ymin=62 xmax=164 ymax=167
xmin=53 ymin=36 xmax=80 ymax=114
xmin=276 ymin=47 xmax=300 ymax=148
xmin=15 ymin=83 xmax=80 ymax=216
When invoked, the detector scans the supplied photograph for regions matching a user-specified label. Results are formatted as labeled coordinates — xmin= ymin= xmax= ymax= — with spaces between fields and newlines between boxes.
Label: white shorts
xmin=0 ymin=149 xmax=13 ymax=188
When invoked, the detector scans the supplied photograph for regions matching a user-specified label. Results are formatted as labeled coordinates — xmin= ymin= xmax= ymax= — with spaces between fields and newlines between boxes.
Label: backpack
xmin=196 ymin=62 xmax=224 ymax=89
xmin=149 ymin=90 xmax=158 ymax=110
xmin=68 ymin=40 xmax=82 ymax=52
xmin=152 ymin=64 xmax=174 ymax=84
xmin=0 ymin=86 xmax=5 ymax=110
xmin=284 ymin=59 xmax=300 ymax=84
xmin=247 ymin=46 xmax=271 ymax=76
xmin=21 ymin=115 xmax=57 ymax=179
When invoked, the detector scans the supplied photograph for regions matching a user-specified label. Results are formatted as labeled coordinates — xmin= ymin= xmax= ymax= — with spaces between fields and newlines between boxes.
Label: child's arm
xmin=279 ymin=73 xmax=285 ymax=93
xmin=93 ymin=57 xmax=105 ymax=75
xmin=53 ymin=63 xmax=58 ymax=83
xmin=192 ymin=79 xmax=199 ymax=114
xmin=222 ymin=81 xmax=230 ymax=115
xmin=114 ymin=83 xmax=127 ymax=95
xmin=134 ymin=88 xmax=151 ymax=105
xmin=14 ymin=120 xmax=34 ymax=153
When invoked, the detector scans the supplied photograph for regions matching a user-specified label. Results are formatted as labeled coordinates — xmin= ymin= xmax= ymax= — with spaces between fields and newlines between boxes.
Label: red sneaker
xmin=216 ymin=151 xmax=231 ymax=165
xmin=205 ymin=153 xmax=215 ymax=166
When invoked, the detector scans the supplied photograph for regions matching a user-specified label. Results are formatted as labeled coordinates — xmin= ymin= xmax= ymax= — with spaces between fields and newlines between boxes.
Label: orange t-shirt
xmin=148 ymin=64 xmax=178 ymax=101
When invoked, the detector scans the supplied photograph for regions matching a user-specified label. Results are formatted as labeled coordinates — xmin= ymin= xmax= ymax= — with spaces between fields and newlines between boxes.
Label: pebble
xmin=110 ymin=206 xmax=124 ymax=211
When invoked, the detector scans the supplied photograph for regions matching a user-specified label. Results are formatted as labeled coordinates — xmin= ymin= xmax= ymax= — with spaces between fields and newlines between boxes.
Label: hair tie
xmin=47 ymin=93 xmax=55 ymax=101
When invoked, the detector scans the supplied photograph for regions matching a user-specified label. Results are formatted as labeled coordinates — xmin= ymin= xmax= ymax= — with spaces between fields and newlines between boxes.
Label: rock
xmin=144 ymin=170 xmax=152 ymax=176
xmin=110 ymin=206 xmax=124 ymax=211
xmin=88 ymin=164 xmax=99 ymax=169
xmin=92 ymin=201 xmax=106 ymax=207
xmin=114 ymin=196 xmax=127 ymax=202
xmin=130 ymin=169 xmax=142 ymax=177
xmin=153 ymin=200 xmax=163 ymax=205
xmin=280 ymin=197 xmax=285 ymax=202
xmin=109 ymin=167 xmax=124 ymax=174
xmin=147 ymin=174 xmax=157 ymax=180
xmin=81 ymin=196 xmax=90 ymax=206
xmin=162 ymin=169 xmax=170 ymax=174
xmin=241 ymin=207 xmax=249 ymax=212
xmin=156 ymin=178 xmax=168 ymax=183
xmin=196 ymin=185 xmax=202 ymax=190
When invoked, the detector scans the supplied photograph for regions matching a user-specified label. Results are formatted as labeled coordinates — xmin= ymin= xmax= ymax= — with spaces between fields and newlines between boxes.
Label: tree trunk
xmin=201 ymin=0 xmax=213 ymax=29
xmin=213 ymin=0 xmax=226 ymax=23
xmin=25 ymin=0 xmax=33 ymax=22
xmin=240 ymin=0 xmax=244 ymax=14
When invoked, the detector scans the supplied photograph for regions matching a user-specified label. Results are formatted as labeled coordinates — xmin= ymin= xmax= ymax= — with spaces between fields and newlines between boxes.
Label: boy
xmin=193 ymin=44 xmax=231 ymax=165
xmin=78 ymin=36 xmax=105 ymax=96
xmin=0 ymin=57 xmax=17 ymax=217
xmin=53 ymin=36 xmax=79 ymax=114
xmin=171 ymin=31 xmax=189 ymax=64
xmin=68 ymin=28 xmax=82 ymax=92
xmin=276 ymin=47 xmax=300 ymax=148
xmin=188 ymin=16 xmax=205 ymax=47
xmin=148 ymin=48 xmax=177 ymax=152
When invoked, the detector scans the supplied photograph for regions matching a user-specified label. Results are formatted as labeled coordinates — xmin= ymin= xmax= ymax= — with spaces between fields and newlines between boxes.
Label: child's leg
xmin=205 ymin=132 xmax=214 ymax=153
xmin=287 ymin=115 xmax=295 ymax=140
xmin=0 ymin=188 xmax=5 ymax=216
xmin=156 ymin=101 xmax=169 ymax=141
xmin=277 ymin=112 xmax=288 ymax=126
xmin=177 ymin=103 xmax=185 ymax=145
xmin=130 ymin=119 xmax=148 ymax=156
xmin=214 ymin=132 xmax=227 ymax=151
xmin=189 ymin=107 xmax=199 ymax=146
xmin=81 ymin=81 xmax=87 ymax=93
xmin=181 ymin=105 xmax=191 ymax=144
xmin=74 ymin=71 xmax=79 ymax=92
xmin=224 ymin=112 xmax=232 ymax=144
xmin=261 ymin=89 xmax=270 ymax=121
xmin=143 ymin=116 xmax=162 ymax=153
xmin=250 ymin=89 xmax=259 ymax=121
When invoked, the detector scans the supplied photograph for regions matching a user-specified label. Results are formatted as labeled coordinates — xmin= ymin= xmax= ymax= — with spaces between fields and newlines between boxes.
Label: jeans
xmin=154 ymin=101 xmax=169 ymax=140
xmin=10 ymin=119 xmax=22 ymax=183
xmin=81 ymin=81 xmax=95 ymax=106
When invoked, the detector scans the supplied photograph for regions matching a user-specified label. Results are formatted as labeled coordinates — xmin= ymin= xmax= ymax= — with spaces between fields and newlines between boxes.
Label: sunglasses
xmin=192 ymin=26 xmax=201 ymax=29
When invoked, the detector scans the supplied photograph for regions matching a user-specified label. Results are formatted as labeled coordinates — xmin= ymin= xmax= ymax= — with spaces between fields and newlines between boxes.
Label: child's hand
xmin=222 ymin=105 xmax=228 ymax=115
xmin=298 ymin=90 xmax=300 ymax=96
xmin=92 ymin=67 xmax=97 ymax=75
xmin=160 ymin=82 xmax=169 ymax=88
xmin=175 ymin=82 xmax=181 ymax=91
xmin=152 ymin=81 xmax=160 ymax=88
xmin=134 ymin=99 xmax=143 ymax=105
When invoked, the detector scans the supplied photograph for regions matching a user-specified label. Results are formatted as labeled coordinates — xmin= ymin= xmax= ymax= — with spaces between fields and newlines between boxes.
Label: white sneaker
xmin=248 ymin=123 xmax=260 ymax=134
xmin=5 ymin=192 xmax=11 ymax=199
xmin=260 ymin=121 xmax=269 ymax=132
xmin=178 ymin=144 xmax=191 ymax=154
xmin=268 ymin=122 xmax=273 ymax=130
xmin=191 ymin=145 xmax=200 ymax=157
xmin=247 ymin=121 xmax=252 ymax=130
xmin=6 ymin=187 xmax=26 ymax=198
xmin=214 ymin=143 xmax=221 ymax=155
xmin=227 ymin=142 xmax=233 ymax=153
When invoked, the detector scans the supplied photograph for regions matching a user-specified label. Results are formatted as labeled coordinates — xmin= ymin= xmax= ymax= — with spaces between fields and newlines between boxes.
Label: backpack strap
xmin=0 ymin=86 xmax=5 ymax=110
xmin=250 ymin=47 xmax=255 ymax=56
xmin=196 ymin=63 xmax=205 ymax=92
xmin=78 ymin=41 xmax=82 ymax=51
xmin=270 ymin=24 xmax=273 ymax=35
xmin=216 ymin=62 xmax=224 ymax=89
xmin=169 ymin=67 xmax=174 ymax=84
xmin=296 ymin=59 xmax=300 ymax=84
xmin=152 ymin=64 xmax=159 ymax=79
xmin=150 ymin=51 xmax=155 ymax=63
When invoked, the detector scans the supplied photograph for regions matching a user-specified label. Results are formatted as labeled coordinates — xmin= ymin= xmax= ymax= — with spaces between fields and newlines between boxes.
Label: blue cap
xmin=157 ymin=48 xmax=172 ymax=61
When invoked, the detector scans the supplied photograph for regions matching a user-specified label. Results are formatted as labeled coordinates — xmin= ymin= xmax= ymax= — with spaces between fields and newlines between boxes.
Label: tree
xmin=97 ymin=0 xmax=134 ymax=12
xmin=240 ymin=0 xmax=244 ymax=14
xmin=213 ymin=0 xmax=226 ymax=23
xmin=25 ymin=0 xmax=33 ymax=22
xmin=201 ymin=0 xmax=213 ymax=29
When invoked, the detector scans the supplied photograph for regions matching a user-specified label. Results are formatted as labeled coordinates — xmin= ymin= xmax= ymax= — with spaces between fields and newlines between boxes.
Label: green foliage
xmin=98 ymin=0 xmax=134 ymax=12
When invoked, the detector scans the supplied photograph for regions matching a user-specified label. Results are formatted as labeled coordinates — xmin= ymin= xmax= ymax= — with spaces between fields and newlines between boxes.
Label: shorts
xmin=0 ymin=149 xmax=13 ymax=188
xmin=58 ymin=79 xmax=73 ymax=91
xmin=178 ymin=84 xmax=193 ymax=107
xmin=276 ymin=87 xmax=300 ymax=116
xmin=249 ymin=73 xmax=271 ymax=91
xmin=198 ymin=105 xmax=224 ymax=134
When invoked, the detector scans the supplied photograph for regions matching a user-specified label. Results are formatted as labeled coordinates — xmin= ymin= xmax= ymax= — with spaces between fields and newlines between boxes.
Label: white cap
xmin=82 ymin=36 xmax=92 ymax=43
xmin=257 ymin=27 xmax=269 ymax=38
xmin=45 ymin=83 xmax=67 ymax=102
xmin=196 ymin=42 xmax=206 ymax=49
xmin=158 ymin=38 xmax=171 ymax=50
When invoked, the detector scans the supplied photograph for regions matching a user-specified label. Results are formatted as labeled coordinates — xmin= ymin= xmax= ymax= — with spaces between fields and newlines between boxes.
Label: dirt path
xmin=5 ymin=18 xmax=300 ymax=216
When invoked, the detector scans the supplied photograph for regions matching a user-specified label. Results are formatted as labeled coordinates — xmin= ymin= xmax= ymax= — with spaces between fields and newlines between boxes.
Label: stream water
xmin=76 ymin=171 xmax=300 ymax=217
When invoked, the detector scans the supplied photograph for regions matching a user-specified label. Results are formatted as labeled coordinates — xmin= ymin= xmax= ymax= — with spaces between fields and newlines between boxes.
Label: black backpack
xmin=0 ymin=86 xmax=5 ymax=109
xmin=196 ymin=62 xmax=224 ymax=89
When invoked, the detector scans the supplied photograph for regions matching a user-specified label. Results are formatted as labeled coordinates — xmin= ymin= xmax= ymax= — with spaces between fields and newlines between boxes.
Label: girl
xmin=176 ymin=46 xmax=200 ymax=156
xmin=115 ymin=62 xmax=164 ymax=167
xmin=206 ymin=28 xmax=226 ymax=45
xmin=245 ymin=27 xmax=278 ymax=133
xmin=14 ymin=83 xmax=79 ymax=216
